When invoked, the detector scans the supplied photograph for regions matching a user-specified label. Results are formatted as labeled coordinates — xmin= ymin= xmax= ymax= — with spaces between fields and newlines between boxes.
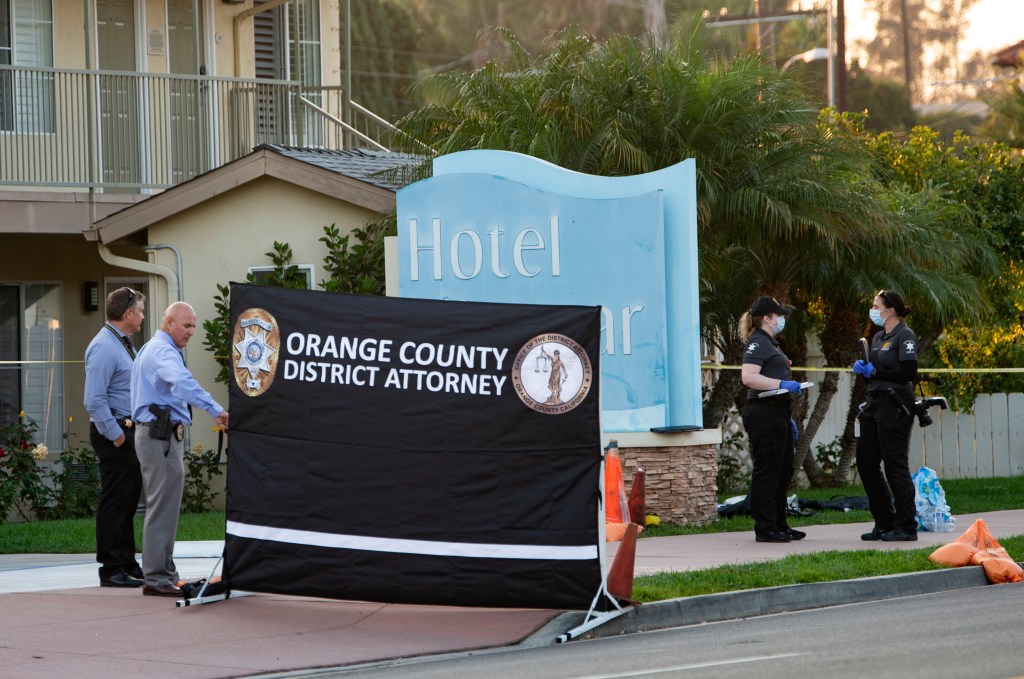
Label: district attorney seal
xmin=511 ymin=333 xmax=593 ymax=414
xmin=232 ymin=308 xmax=280 ymax=397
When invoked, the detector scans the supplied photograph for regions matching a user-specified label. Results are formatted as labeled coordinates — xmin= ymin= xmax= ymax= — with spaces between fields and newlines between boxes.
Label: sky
xmin=843 ymin=0 xmax=1024 ymax=60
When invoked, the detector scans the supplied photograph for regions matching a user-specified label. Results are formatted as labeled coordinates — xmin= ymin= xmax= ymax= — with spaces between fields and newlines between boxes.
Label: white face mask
xmin=771 ymin=316 xmax=786 ymax=334
xmin=869 ymin=308 xmax=885 ymax=326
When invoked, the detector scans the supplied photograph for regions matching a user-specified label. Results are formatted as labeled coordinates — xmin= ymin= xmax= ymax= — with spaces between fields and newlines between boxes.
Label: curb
xmin=566 ymin=565 xmax=999 ymax=640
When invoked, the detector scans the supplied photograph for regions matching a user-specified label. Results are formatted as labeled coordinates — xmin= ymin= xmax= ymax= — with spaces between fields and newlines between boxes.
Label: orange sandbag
xmin=928 ymin=518 xmax=1023 ymax=584
xmin=969 ymin=547 xmax=1024 ymax=582
xmin=928 ymin=541 xmax=977 ymax=567
xmin=969 ymin=546 xmax=1013 ymax=566
xmin=605 ymin=522 xmax=629 ymax=542
xmin=955 ymin=518 xmax=1002 ymax=551
xmin=980 ymin=556 xmax=1024 ymax=583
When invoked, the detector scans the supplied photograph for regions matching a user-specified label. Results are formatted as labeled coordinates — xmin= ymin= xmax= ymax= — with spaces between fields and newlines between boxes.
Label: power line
xmin=350 ymin=43 xmax=466 ymax=61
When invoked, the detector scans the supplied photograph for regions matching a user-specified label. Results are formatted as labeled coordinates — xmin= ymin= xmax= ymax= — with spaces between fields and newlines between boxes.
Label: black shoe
xmin=100 ymin=571 xmax=144 ymax=588
xmin=880 ymin=529 xmax=918 ymax=541
xmin=755 ymin=530 xmax=792 ymax=543
xmin=784 ymin=528 xmax=806 ymax=541
xmin=126 ymin=565 xmax=144 ymax=580
xmin=861 ymin=527 xmax=889 ymax=541
xmin=142 ymin=583 xmax=184 ymax=597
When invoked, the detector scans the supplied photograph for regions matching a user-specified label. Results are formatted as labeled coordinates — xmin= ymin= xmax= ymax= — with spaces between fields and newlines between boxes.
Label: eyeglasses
xmin=117 ymin=288 xmax=137 ymax=318
xmin=876 ymin=290 xmax=892 ymax=306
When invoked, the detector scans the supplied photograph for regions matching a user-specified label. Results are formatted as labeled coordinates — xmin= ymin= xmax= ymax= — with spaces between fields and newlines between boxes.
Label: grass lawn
xmin=2 ymin=476 xmax=1021 ymax=603
xmin=0 ymin=512 xmax=225 ymax=555
xmin=633 ymin=534 xmax=1024 ymax=602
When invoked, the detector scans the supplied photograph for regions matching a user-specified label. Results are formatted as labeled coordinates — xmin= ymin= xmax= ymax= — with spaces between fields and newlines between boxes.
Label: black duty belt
xmin=137 ymin=420 xmax=186 ymax=448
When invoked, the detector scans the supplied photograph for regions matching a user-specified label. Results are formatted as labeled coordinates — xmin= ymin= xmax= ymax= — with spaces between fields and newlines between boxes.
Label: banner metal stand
xmin=174 ymin=556 xmax=239 ymax=608
xmin=556 ymin=586 xmax=630 ymax=643
xmin=556 ymin=436 xmax=632 ymax=643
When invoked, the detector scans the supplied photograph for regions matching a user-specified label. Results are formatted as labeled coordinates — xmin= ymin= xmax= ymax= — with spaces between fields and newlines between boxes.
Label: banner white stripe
xmin=227 ymin=521 xmax=599 ymax=561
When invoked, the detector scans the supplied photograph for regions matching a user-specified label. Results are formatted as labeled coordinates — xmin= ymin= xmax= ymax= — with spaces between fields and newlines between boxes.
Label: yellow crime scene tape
xmin=703 ymin=364 xmax=1024 ymax=374
xmin=4 ymin=360 xmax=1024 ymax=374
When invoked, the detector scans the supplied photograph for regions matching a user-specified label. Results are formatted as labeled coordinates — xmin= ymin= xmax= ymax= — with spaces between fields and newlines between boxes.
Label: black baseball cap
xmin=750 ymin=295 xmax=793 ymax=317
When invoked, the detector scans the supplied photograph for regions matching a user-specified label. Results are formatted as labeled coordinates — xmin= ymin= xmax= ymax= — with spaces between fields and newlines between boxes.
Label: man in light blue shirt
xmin=84 ymin=287 xmax=146 ymax=588
xmin=131 ymin=301 xmax=229 ymax=597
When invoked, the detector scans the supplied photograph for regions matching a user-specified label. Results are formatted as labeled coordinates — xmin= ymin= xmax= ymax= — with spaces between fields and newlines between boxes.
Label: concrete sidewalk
xmin=1 ymin=510 xmax=1021 ymax=678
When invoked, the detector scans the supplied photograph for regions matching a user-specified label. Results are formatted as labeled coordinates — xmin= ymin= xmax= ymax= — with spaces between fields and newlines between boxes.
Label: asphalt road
xmin=286 ymin=583 xmax=1024 ymax=679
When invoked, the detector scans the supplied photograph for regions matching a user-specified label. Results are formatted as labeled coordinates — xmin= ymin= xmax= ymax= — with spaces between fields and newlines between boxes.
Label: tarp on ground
xmin=223 ymin=284 xmax=603 ymax=609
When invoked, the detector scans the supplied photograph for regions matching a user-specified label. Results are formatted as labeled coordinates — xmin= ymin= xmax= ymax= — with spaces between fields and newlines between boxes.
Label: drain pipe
xmin=144 ymin=243 xmax=185 ymax=303
xmin=142 ymin=243 xmax=187 ymax=365
xmin=97 ymin=242 xmax=180 ymax=305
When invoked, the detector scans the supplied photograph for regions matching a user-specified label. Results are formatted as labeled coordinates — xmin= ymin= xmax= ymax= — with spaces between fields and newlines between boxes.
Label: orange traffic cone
xmin=627 ymin=468 xmax=646 ymax=525
xmin=607 ymin=522 xmax=639 ymax=603
xmin=604 ymin=440 xmax=631 ymax=526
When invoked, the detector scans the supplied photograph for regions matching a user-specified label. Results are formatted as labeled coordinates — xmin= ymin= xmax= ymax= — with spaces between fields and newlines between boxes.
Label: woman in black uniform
xmin=740 ymin=296 xmax=804 ymax=543
xmin=853 ymin=289 xmax=919 ymax=542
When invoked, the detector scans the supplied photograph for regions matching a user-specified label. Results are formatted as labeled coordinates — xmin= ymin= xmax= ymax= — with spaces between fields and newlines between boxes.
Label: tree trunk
xmin=703 ymin=338 xmax=744 ymax=428
xmin=795 ymin=368 xmax=840 ymax=485
xmin=835 ymin=375 xmax=869 ymax=485
xmin=801 ymin=305 xmax=865 ymax=485
xmin=643 ymin=0 xmax=667 ymax=48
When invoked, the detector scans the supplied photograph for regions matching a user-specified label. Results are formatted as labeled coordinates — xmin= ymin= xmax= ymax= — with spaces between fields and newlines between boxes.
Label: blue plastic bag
xmin=912 ymin=466 xmax=956 ymax=532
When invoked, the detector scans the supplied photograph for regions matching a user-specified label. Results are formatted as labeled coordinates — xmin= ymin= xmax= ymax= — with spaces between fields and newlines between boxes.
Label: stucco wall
xmin=144 ymin=175 xmax=379 ymax=456
xmin=0 ymin=234 xmax=153 ymax=445
xmin=49 ymin=0 xmax=341 ymax=80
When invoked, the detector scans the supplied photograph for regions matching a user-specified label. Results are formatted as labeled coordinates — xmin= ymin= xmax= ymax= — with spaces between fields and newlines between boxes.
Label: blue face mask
xmin=772 ymin=316 xmax=786 ymax=334
xmin=869 ymin=308 xmax=885 ymax=326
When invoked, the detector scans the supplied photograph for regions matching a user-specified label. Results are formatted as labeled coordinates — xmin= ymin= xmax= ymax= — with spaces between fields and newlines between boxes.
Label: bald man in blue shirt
xmin=131 ymin=301 xmax=229 ymax=597
xmin=84 ymin=287 xmax=146 ymax=588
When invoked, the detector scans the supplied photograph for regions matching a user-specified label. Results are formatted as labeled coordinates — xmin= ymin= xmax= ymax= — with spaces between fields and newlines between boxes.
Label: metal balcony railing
xmin=0 ymin=65 xmax=399 ymax=191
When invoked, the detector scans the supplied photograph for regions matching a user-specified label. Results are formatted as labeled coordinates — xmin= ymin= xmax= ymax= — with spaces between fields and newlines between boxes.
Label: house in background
xmin=1 ymin=0 xmax=399 ymax=455
xmin=87 ymin=144 xmax=419 ymax=461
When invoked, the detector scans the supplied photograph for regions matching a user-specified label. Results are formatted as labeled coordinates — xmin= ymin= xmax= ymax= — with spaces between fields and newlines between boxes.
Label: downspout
xmin=96 ymin=242 xmax=180 ymax=304
xmin=140 ymin=243 xmax=188 ymax=368
xmin=98 ymin=242 xmax=194 ymax=452
xmin=233 ymin=0 xmax=291 ymax=77
xmin=144 ymin=244 xmax=191 ymax=454
xmin=84 ymin=0 xmax=96 ymax=228
xmin=144 ymin=243 xmax=185 ymax=303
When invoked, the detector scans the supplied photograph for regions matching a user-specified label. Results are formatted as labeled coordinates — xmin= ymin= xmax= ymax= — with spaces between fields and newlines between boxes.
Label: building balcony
xmin=0 ymin=65 xmax=396 ymax=193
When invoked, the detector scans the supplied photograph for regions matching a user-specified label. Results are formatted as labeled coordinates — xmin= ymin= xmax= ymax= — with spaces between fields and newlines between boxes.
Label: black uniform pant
xmin=856 ymin=394 xmax=917 ymax=533
xmin=741 ymin=400 xmax=795 ymax=536
xmin=91 ymin=423 xmax=142 ymax=578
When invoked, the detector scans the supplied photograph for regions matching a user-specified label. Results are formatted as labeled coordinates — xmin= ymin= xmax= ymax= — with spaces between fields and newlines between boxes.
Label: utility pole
xmin=836 ymin=0 xmax=847 ymax=111
xmin=755 ymin=0 xmax=776 ymax=64
xmin=899 ymin=0 xmax=914 ymax=104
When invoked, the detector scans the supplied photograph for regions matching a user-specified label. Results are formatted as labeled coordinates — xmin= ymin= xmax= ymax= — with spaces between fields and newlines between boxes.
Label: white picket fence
xmin=719 ymin=375 xmax=1024 ymax=481
xmin=909 ymin=392 xmax=1024 ymax=479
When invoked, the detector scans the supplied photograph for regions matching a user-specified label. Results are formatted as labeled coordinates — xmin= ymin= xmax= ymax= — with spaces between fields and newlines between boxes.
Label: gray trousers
xmin=135 ymin=428 xmax=184 ymax=587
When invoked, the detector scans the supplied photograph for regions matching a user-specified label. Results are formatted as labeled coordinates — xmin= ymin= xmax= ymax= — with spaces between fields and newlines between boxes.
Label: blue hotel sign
xmin=396 ymin=150 xmax=701 ymax=432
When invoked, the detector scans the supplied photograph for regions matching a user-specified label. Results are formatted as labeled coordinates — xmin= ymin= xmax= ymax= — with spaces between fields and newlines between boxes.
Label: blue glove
xmin=779 ymin=380 xmax=802 ymax=394
xmin=790 ymin=418 xmax=799 ymax=442
xmin=853 ymin=360 xmax=875 ymax=378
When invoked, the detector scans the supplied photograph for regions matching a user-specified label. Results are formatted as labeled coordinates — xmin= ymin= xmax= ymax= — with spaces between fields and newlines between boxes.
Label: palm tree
xmin=792 ymin=173 xmax=999 ymax=485
xmin=398 ymin=26 xmax=895 ymax=429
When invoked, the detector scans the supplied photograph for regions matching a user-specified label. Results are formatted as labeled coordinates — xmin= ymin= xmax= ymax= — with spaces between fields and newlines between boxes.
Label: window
xmin=0 ymin=0 xmax=54 ymax=133
xmin=248 ymin=264 xmax=315 ymax=289
xmin=253 ymin=0 xmax=321 ymax=145
xmin=0 ymin=283 xmax=64 ymax=451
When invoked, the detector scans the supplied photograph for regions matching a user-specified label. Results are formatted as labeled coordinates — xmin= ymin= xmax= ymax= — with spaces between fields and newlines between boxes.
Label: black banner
xmin=223 ymin=284 xmax=603 ymax=609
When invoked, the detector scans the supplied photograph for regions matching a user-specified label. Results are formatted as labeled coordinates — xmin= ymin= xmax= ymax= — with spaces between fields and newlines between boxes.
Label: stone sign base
xmin=607 ymin=429 xmax=721 ymax=526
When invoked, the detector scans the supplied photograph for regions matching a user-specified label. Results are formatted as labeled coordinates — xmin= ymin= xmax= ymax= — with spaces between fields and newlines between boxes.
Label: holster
xmin=147 ymin=404 xmax=173 ymax=441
